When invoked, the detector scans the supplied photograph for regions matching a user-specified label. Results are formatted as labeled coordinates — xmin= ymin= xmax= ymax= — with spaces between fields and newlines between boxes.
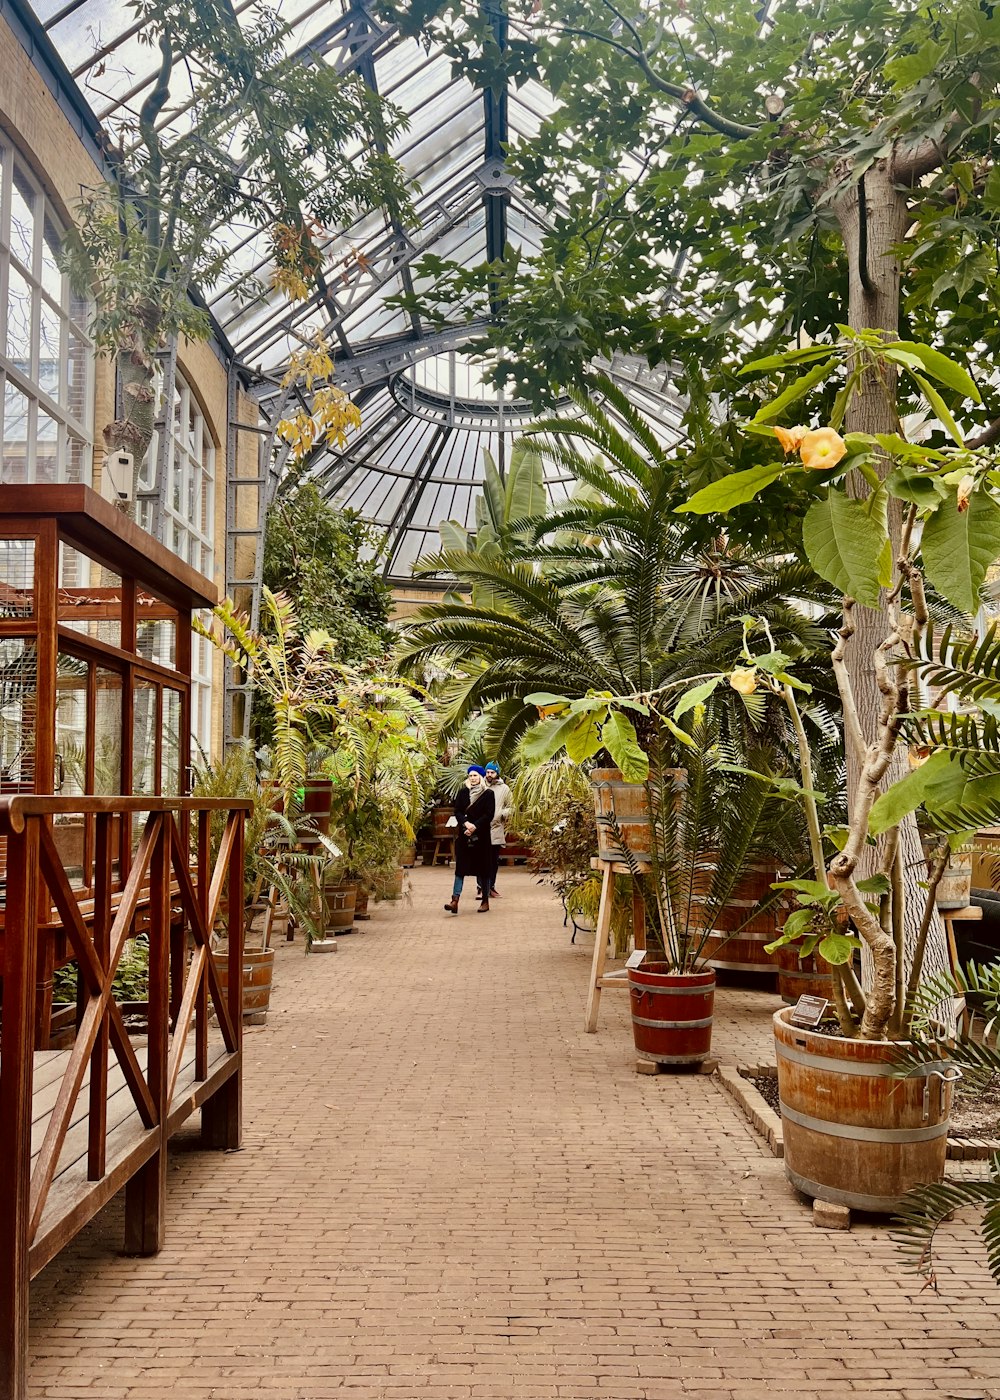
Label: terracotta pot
xmin=773 ymin=1007 xmax=957 ymax=1213
xmin=354 ymin=884 xmax=371 ymax=921
xmin=627 ymin=963 xmax=715 ymax=1067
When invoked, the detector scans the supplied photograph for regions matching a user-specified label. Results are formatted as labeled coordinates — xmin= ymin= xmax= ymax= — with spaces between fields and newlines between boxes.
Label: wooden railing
xmin=0 ymin=796 xmax=250 ymax=1400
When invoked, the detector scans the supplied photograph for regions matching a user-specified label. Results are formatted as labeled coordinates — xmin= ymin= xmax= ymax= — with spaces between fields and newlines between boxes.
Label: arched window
xmin=0 ymin=138 xmax=93 ymax=484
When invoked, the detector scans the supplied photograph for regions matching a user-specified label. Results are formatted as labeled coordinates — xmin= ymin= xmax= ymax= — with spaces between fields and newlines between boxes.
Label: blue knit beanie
xmin=467 ymin=764 xmax=486 ymax=777
xmin=485 ymin=761 xmax=500 ymax=773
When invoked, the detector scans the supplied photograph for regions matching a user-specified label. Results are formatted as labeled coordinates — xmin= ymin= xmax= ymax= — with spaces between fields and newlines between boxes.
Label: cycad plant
xmin=402 ymin=374 xmax=837 ymax=765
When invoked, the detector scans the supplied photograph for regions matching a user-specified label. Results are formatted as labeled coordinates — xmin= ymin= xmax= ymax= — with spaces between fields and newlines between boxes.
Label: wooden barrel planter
xmin=773 ymin=1008 xmax=957 ymax=1213
xmin=591 ymin=767 xmax=684 ymax=862
xmin=401 ymin=844 xmax=417 ymax=868
xmin=323 ymin=879 xmax=357 ymax=935
xmin=775 ymin=945 xmax=834 ymax=1004
xmin=698 ymin=858 xmax=782 ymax=975
xmin=934 ymin=847 xmax=973 ymax=910
xmin=301 ymin=776 xmax=334 ymax=836
xmin=432 ymin=804 xmax=453 ymax=839
xmin=627 ymin=963 xmax=715 ymax=1067
xmin=355 ymin=885 xmax=371 ymax=921
xmin=212 ymin=947 xmax=275 ymax=1026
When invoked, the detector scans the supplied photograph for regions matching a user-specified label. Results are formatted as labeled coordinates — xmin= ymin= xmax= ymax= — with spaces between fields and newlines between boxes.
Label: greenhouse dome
xmin=23 ymin=0 xmax=686 ymax=587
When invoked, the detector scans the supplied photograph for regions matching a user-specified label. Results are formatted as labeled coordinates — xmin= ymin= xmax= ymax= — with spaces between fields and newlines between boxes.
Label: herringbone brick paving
xmin=27 ymin=867 xmax=1000 ymax=1399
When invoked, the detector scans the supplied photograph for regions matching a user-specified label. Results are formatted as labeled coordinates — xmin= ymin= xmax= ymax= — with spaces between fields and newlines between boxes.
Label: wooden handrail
xmin=0 ymin=796 xmax=247 ymax=1400
xmin=0 ymin=795 xmax=251 ymax=833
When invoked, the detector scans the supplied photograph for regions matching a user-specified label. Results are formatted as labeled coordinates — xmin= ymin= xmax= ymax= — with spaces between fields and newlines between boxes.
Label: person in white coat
xmin=481 ymin=761 xmax=513 ymax=900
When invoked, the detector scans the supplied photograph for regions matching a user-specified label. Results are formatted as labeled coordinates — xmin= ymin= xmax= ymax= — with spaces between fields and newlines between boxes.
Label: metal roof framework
xmin=13 ymin=0 xmax=691 ymax=739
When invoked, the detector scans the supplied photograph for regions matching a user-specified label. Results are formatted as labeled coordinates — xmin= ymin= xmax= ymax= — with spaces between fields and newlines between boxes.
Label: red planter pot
xmin=627 ymin=964 xmax=715 ymax=1067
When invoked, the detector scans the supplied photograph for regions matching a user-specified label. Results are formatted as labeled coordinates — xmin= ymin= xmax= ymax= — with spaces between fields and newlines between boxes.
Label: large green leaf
xmin=750 ymin=357 xmax=838 ymax=424
xmin=921 ymin=488 xmax=1000 ymax=614
xmin=602 ymin=711 xmax=649 ymax=782
xmin=505 ymin=440 xmax=547 ymax=524
xmin=677 ymin=462 xmax=787 ymax=515
xmin=520 ymin=713 xmax=581 ymax=763
xmin=480 ymin=449 xmax=506 ymax=532
xmin=886 ymin=341 xmax=981 ymax=403
xmin=673 ymin=676 xmax=721 ymax=719
xmin=909 ymin=370 xmax=965 ymax=446
xmin=869 ymin=750 xmax=966 ymax=836
xmin=801 ymin=488 xmax=889 ymax=608
xmin=565 ymin=706 xmax=607 ymax=763
xmin=439 ymin=519 xmax=469 ymax=552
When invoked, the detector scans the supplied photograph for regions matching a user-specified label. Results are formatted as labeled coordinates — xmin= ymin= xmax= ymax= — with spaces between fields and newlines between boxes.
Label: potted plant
xmin=325 ymin=666 xmax=434 ymax=917
xmin=523 ymin=686 xmax=795 ymax=1066
xmin=677 ymin=335 xmax=995 ymax=1213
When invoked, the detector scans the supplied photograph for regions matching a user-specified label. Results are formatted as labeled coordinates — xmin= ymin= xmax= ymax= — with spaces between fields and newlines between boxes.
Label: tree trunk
xmin=834 ymin=160 xmax=950 ymax=1013
xmin=103 ymin=303 xmax=162 ymax=514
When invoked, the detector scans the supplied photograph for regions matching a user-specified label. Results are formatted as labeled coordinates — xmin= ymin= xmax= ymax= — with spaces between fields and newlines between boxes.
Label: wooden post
xmin=203 ymin=811 xmax=243 ymax=1150
xmin=584 ymin=858 xmax=651 ymax=1033
xmin=88 ymin=814 xmax=112 ymax=1182
xmin=124 ymin=815 xmax=168 ymax=1255
xmin=195 ymin=808 xmax=210 ymax=1082
xmin=0 ymin=817 xmax=41 ymax=1400
xmin=584 ymin=863 xmax=614 ymax=1033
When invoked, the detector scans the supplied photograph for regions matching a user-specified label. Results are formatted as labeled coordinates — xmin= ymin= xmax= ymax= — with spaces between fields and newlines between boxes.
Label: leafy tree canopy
xmin=263 ymin=482 xmax=395 ymax=664
xmin=380 ymin=0 xmax=1000 ymax=447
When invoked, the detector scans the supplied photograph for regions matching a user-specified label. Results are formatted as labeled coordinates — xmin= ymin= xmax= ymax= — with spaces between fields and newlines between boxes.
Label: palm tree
xmin=401 ymin=374 xmax=839 ymax=763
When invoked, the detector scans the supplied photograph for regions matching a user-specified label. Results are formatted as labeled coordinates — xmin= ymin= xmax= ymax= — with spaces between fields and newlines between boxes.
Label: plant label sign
xmin=625 ymin=948 xmax=646 ymax=969
xmin=790 ymin=994 xmax=828 ymax=1028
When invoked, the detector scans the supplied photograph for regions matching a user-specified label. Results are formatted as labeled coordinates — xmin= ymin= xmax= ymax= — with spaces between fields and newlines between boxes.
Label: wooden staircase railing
xmin=0 ymin=796 xmax=250 ymax=1400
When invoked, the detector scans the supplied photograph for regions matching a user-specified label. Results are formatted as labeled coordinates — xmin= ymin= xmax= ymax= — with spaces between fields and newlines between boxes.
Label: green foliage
xmin=198 ymin=589 xmax=342 ymax=813
xmin=323 ymin=670 xmax=435 ymax=883
xmin=61 ymin=0 xmax=407 ymax=466
xmin=379 ymin=0 xmax=1000 ymax=455
xmin=891 ymin=964 xmax=1000 ymax=1291
xmin=190 ymin=742 xmax=332 ymax=949
xmin=263 ymin=483 xmax=394 ymax=663
xmin=403 ymin=380 xmax=840 ymax=768
xmin=621 ymin=728 xmax=797 ymax=974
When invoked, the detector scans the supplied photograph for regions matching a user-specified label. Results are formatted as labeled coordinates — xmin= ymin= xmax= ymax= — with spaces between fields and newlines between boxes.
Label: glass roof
xmin=28 ymin=0 xmax=688 ymax=581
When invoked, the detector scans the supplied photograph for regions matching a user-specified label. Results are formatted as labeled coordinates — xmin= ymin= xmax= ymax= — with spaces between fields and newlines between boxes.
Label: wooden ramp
xmin=25 ymin=1034 xmax=238 ymax=1278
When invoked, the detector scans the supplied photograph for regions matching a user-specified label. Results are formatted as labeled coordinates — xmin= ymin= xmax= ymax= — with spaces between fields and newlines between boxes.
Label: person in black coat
xmin=444 ymin=765 xmax=496 ymax=914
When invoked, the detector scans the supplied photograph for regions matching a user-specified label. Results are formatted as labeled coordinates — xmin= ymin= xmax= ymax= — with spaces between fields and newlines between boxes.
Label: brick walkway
xmin=28 ymin=867 xmax=1000 ymax=1399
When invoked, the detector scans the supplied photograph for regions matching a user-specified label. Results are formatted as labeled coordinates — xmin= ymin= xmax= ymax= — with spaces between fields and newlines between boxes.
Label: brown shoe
xmin=444 ymin=898 xmax=459 ymax=914
xmin=477 ymin=900 xmax=490 ymax=913
xmin=490 ymin=888 xmax=500 ymax=898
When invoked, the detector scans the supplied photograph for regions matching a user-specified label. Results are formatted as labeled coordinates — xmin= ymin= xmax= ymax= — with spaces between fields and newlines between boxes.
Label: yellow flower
xmin=957 ymin=474 xmax=976 ymax=514
xmin=799 ymin=427 xmax=848 ymax=471
xmin=773 ymin=425 xmax=808 ymax=455
xmin=729 ymin=668 xmax=758 ymax=696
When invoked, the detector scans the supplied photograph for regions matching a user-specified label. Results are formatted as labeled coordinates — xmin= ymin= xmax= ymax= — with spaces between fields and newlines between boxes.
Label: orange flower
xmin=729 ymin=668 xmax=758 ymax=696
xmin=957 ymin=474 xmax=975 ymax=514
xmin=799 ymin=427 xmax=848 ymax=471
xmin=773 ymin=425 xmax=808 ymax=455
